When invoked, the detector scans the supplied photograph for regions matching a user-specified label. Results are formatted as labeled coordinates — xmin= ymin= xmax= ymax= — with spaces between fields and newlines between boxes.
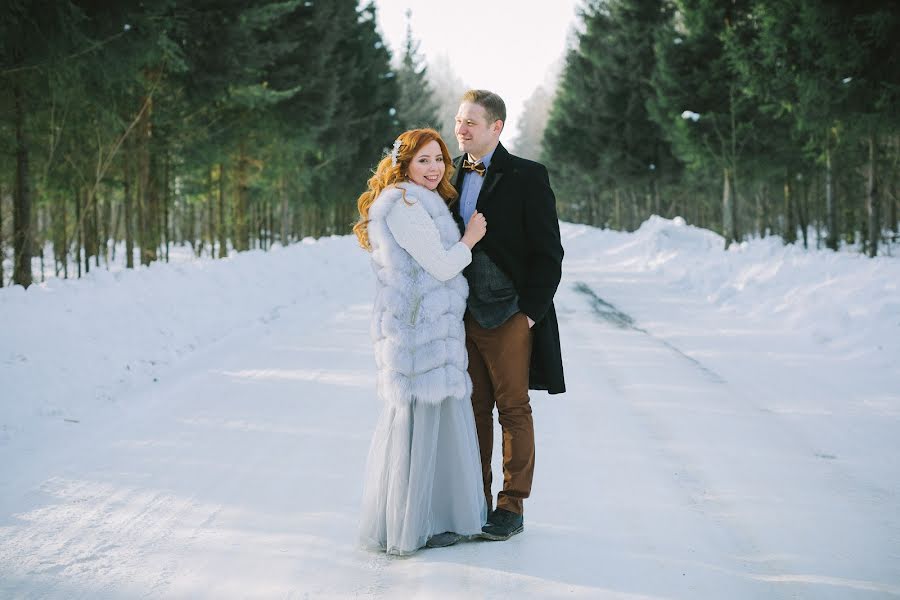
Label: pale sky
xmin=372 ymin=0 xmax=581 ymax=141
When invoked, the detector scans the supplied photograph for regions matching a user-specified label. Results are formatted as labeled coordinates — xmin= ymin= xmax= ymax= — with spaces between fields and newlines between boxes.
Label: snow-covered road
xmin=2 ymin=219 xmax=898 ymax=598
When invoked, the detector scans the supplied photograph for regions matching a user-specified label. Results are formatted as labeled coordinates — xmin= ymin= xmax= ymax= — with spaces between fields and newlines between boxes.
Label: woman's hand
xmin=461 ymin=210 xmax=487 ymax=249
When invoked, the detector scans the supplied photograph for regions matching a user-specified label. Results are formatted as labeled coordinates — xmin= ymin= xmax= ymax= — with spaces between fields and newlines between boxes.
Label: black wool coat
xmin=452 ymin=142 xmax=566 ymax=394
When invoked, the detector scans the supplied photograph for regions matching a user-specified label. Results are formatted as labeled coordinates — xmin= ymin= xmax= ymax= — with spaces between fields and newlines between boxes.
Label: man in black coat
xmin=451 ymin=89 xmax=565 ymax=541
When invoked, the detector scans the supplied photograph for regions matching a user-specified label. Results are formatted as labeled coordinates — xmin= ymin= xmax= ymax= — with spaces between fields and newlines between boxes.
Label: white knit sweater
xmin=367 ymin=182 xmax=472 ymax=406
xmin=385 ymin=193 xmax=471 ymax=280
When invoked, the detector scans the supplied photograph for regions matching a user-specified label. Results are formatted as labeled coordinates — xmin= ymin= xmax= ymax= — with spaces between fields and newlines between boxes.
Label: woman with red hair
xmin=355 ymin=128 xmax=488 ymax=555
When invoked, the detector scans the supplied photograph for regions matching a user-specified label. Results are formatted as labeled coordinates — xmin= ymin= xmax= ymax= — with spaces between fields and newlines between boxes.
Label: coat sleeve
xmin=518 ymin=164 xmax=564 ymax=323
xmin=386 ymin=198 xmax=472 ymax=282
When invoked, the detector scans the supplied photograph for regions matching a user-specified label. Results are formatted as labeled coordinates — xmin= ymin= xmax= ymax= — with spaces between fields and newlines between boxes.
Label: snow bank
xmin=563 ymin=215 xmax=900 ymax=361
xmin=3 ymin=216 xmax=897 ymax=442
xmin=0 ymin=236 xmax=371 ymax=440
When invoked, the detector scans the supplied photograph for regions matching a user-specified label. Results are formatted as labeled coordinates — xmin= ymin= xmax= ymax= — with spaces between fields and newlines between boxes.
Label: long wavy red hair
xmin=353 ymin=128 xmax=458 ymax=251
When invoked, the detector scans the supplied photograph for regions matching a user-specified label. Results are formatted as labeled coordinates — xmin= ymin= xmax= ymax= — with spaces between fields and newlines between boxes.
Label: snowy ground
xmin=1 ymin=217 xmax=899 ymax=599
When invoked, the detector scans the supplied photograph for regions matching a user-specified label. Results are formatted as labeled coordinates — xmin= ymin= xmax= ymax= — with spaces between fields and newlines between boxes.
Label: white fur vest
xmin=367 ymin=181 xmax=471 ymax=406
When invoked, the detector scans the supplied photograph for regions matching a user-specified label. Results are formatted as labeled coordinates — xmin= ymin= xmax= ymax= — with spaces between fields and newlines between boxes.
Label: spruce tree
xmin=513 ymin=85 xmax=554 ymax=162
xmin=649 ymin=0 xmax=769 ymax=244
xmin=1 ymin=0 xmax=88 ymax=287
xmin=543 ymin=1 xmax=615 ymax=225
xmin=544 ymin=0 xmax=676 ymax=228
xmin=427 ymin=55 xmax=469 ymax=143
xmin=393 ymin=10 xmax=440 ymax=132
xmin=730 ymin=0 xmax=900 ymax=255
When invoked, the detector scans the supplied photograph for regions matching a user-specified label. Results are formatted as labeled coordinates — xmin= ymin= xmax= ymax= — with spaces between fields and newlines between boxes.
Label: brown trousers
xmin=465 ymin=312 xmax=534 ymax=515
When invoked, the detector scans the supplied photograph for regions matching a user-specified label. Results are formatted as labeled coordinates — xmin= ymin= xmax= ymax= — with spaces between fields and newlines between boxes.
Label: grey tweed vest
xmin=464 ymin=249 xmax=520 ymax=328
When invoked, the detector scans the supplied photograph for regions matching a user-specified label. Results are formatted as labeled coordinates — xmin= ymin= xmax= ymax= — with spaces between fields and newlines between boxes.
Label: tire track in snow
xmin=567 ymin=280 xmax=900 ymax=599
xmin=574 ymin=282 xmax=726 ymax=384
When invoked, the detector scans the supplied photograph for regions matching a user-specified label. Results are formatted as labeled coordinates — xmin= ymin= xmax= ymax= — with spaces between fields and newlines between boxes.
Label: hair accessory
xmin=390 ymin=139 xmax=402 ymax=167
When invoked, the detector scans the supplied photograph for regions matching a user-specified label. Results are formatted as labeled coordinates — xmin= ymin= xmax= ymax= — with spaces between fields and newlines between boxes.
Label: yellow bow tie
xmin=462 ymin=158 xmax=486 ymax=177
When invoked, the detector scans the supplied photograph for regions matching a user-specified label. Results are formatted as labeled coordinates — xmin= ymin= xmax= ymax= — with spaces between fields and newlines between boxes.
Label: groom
xmin=452 ymin=89 xmax=565 ymax=541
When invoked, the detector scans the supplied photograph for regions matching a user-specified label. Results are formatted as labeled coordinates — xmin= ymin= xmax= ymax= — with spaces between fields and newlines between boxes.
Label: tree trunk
xmin=144 ymin=150 xmax=160 ymax=265
xmin=260 ymin=200 xmax=266 ymax=249
xmin=75 ymin=188 xmax=83 ymax=277
xmin=825 ymin=141 xmax=838 ymax=250
xmin=136 ymin=141 xmax=147 ymax=264
xmin=102 ymin=188 xmax=113 ymax=266
xmin=583 ymin=190 xmax=594 ymax=226
xmin=259 ymin=199 xmax=265 ymax=250
xmin=754 ymin=185 xmax=765 ymax=237
xmin=137 ymin=93 xmax=154 ymax=266
xmin=37 ymin=206 xmax=45 ymax=283
xmin=12 ymin=74 xmax=33 ymax=288
xmin=652 ymin=173 xmax=661 ymax=217
xmin=725 ymin=81 xmax=741 ymax=246
xmin=266 ymin=200 xmax=272 ymax=249
xmin=722 ymin=167 xmax=735 ymax=246
xmin=889 ymin=136 xmax=898 ymax=243
xmin=186 ymin=201 xmax=198 ymax=256
xmin=279 ymin=175 xmax=288 ymax=245
xmin=783 ymin=174 xmax=797 ymax=244
xmin=91 ymin=189 xmax=101 ymax=267
xmin=866 ymin=133 xmax=879 ymax=257
xmin=254 ymin=201 xmax=260 ymax=250
xmin=110 ymin=197 xmax=121 ymax=264
xmin=61 ymin=193 xmax=68 ymax=278
xmin=207 ymin=165 xmax=215 ymax=257
xmin=613 ymin=188 xmax=622 ymax=230
xmin=252 ymin=201 xmax=260 ymax=250
xmin=797 ymin=174 xmax=809 ymax=249
xmin=840 ymin=175 xmax=856 ymax=246
xmin=0 ymin=183 xmax=5 ymax=287
xmin=268 ymin=197 xmax=275 ymax=249
xmin=81 ymin=189 xmax=92 ymax=274
xmin=890 ymin=136 xmax=898 ymax=244
xmin=163 ymin=151 xmax=170 ymax=262
xmin=235 ymin=144 xmax=249 ymax=252
xmin=891 ymin=176 xmax=898 ymax=244
xmin=296 ymin=200 xmax=304 ymax=240
xmin=124 ymin=149 xmax=135 ymax=268
xmin=37 ymin=206 xmax=45 ymax=282
xmin=217 ymin=162 xmax=228 ymax=258
xmin=812 ymin=172 xmax=822 ymax=249
xmin=52 ymin=206 xmax=61 ymax=277
xmin=311 ymin=203 xmax=320 ymax=237
xmin=84 ymin=191 xmax=94 ymax=272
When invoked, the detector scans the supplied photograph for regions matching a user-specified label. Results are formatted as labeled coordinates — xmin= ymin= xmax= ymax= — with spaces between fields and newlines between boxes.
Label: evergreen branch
xmin=1 ymin=30 xmax=129 ymax=76
xmin=64 ymin=67 xmax=165 ymax=237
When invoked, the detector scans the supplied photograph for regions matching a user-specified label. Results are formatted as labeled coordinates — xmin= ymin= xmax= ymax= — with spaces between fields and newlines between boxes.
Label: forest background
xmin=1 ymin=0 xmax=898 ymax=290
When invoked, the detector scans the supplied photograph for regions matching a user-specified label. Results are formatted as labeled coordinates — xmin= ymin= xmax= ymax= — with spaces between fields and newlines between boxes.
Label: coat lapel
xmin=452 ymin=155 xmax=466 ymax=191
xmin=476 ymin=142 xmax=509 ymax=207
xmin=452 ymin=142 xmax=509 ymax=227
xmin=451 ymin=155 xmax=466 ymax=232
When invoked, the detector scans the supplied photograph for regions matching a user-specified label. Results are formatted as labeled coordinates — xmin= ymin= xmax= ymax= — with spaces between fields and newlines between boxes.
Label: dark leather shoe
xmin=481 ymin=508 xmax=524 ymax=541
xmin=426 ymin=531 xmax=463 ymax=548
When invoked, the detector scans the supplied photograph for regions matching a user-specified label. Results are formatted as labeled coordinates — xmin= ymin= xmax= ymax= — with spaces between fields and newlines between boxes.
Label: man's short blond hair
xmin=461 ymin=89 xmax=506 ymax=125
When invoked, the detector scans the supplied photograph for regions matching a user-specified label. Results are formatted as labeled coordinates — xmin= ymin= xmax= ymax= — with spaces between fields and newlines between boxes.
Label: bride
xmin=354 ymin=128 xmax=488 ymax=555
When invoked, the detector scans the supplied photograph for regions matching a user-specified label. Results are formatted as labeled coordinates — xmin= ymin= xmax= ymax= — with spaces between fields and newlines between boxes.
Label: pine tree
xmin=544 ymin=2 xmax=614 ymax=225
xmin=649 ymin=0 xmax=770 ymax=244
xmin=1 ymin=0 xmax=88 ymax=287
xmin=513 ymin=86 xmax=553 ymax=162
xmin=512 ymin=59 xmax=563 ymax=162
xmin=0 ymin=0 xmax=585 ymax=280
xmin=393 ymin=10 xmax=440 ymax=132
xmin=730 ymin=0 xmax=900 ymax=255
xmin=427 ymin=54 xmax=468 ymax=143
xmin=544 ymin=0 xmax=676 ymax=228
